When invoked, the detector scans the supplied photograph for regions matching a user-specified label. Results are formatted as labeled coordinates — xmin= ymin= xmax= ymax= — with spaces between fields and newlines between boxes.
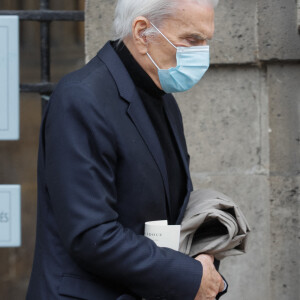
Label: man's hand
xmin=194 ymin=254 xmax=224 ymax=300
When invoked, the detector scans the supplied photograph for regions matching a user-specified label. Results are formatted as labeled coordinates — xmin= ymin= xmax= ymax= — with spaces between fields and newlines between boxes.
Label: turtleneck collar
xmin=111 ymin=40 xmax=166 ymax=99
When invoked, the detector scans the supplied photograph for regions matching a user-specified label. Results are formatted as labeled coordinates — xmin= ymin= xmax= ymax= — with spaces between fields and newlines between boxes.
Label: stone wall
xmin=85 ymin=1 xmax=300 ymax=300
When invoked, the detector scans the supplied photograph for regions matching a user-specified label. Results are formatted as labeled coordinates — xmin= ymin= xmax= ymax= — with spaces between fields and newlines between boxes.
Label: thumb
xmin=218 ymin=275 xmax=225 ymax=292
xmin=207 ymin=254 xmax=214 ymax=263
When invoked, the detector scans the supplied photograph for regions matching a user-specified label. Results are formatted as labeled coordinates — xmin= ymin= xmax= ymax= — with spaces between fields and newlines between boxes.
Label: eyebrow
xmin=180 ymin=32 xmax=211 ymax=41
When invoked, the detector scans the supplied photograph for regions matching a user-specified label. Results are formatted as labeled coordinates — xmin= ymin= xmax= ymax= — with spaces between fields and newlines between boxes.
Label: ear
xmin=131 ymin=17 xmax=151 ymax=54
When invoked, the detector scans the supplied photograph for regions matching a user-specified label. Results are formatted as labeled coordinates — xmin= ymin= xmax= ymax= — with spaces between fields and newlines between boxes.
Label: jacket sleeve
xmin=44 ymin=83 xmax=203 ymax=300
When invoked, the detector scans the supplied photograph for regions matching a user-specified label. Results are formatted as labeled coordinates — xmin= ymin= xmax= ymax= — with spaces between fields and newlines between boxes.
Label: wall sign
xmin=0 ymin=185 xmax=21 ymax=247
xmin=0 ymin=16 xmax=19 ymax=140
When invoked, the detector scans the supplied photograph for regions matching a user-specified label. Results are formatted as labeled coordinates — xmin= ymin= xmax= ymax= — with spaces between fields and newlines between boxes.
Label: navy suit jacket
xmin=26 ymin=42 xmax=203 ymax=300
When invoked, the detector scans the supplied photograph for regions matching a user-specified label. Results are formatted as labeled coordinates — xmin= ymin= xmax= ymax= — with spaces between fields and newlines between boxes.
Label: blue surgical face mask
xmin=147 ymin=23 xmax=210 ymax=93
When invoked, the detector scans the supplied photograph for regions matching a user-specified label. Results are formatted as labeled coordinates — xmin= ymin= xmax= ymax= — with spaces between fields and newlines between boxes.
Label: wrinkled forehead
xmin=161 ymin=1 xmax=215 ymax=40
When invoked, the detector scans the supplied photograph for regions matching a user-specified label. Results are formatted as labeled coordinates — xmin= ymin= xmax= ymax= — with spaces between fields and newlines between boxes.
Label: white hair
xmin=113 ymin=0 xmax=219 ymax=41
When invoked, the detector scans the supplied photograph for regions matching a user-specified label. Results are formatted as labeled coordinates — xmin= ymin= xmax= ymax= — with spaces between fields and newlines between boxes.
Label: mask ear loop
xmin=146 ymin=53 xmax=161 ymax=70
xmin=150 ymin=22 xmax=177 ymax=49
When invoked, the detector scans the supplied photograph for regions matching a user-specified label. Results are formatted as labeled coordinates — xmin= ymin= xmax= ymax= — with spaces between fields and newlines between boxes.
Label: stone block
xmin=176 ymin=66 xmax=269 ymax=175
xmin=191 ymin=175 xmax=271 ymax=300
xmin=269 ymin=176 xmax=300 ymax=300
xmin=211 ymin=0 xmax=257 ymax=64
xmin=267 ymin=65 xmax=300 ymax=176
xmin=85 ymin=0 xmax=116 ymax=62
xmin=258 ymin=0 xmax=300 ymax=60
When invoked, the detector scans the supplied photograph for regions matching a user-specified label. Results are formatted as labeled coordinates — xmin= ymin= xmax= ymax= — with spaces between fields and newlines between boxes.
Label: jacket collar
xmin=97 ymin=42 xmax=137 ymax=103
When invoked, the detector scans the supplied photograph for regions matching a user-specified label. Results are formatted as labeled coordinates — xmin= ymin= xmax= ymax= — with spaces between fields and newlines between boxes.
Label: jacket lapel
xmin=163 ymin=95 xmax=193 ymax=224
xmin=126 ymin=101 xmax=172 ymax=218
xmin=97 ymin=42 xmax=172 ymax=220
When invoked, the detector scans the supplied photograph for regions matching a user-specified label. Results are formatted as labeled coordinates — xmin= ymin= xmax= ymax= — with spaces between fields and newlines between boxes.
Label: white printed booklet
xmin=144 ymin=220 xmax=181 ymax=251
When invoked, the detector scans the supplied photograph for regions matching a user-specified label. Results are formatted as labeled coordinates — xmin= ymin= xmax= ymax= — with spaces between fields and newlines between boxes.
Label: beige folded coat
xmin=179 ymin=189 xmax=251 ymax=260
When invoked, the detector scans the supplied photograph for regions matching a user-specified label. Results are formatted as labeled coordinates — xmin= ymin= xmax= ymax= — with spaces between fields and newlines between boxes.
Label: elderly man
xmin=26 ymin=0 xmax=227 ymax=299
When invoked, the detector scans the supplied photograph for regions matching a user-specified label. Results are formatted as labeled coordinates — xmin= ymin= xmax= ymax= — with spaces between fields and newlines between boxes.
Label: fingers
xmin=194 ymin=254 xmax=223 ymax=300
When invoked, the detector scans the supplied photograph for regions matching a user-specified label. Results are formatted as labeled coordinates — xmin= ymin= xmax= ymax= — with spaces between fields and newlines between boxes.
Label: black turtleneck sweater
xmin=112 ymin=41 xmax=186 ymax=225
